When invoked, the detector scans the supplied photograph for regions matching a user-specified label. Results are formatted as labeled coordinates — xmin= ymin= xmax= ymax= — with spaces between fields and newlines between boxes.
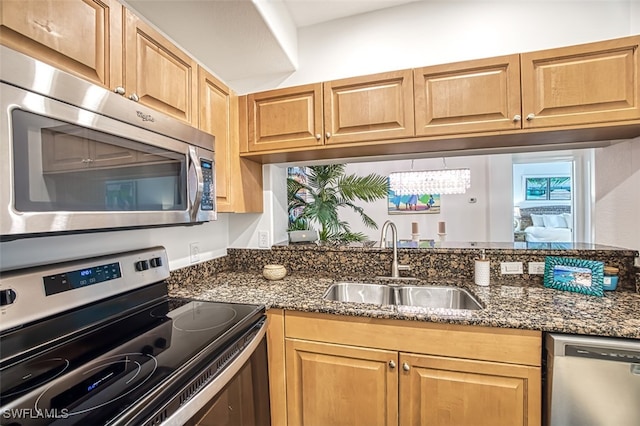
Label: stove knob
xmin=141 ymin=345 xmax=154 ymax=355
xmin=135 ymin=260 xmax=150 ymax=271
xmin=150 ymin=257 xmax=163 ymax=268
xmin=155 ymin=337 xmax=168 ymax=349
xmin=0 ymin=289 xmax=16 ymax=306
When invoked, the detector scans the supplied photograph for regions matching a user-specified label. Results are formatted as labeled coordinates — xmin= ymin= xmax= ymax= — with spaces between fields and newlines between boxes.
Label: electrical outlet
xmin=500 ymin=261 xmax=523 ymax=274
xmin=189 ymin=242 xmax=200 ymax=264
xmin=258 ymin=231 xmax=269 ymax=248
xmin=528 ymin=262 xmax=546 ymax=275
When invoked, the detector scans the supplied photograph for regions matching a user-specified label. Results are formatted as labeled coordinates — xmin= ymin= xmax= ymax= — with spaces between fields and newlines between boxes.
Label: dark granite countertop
xmin=169 ymin=271 xmax=640 ymax=340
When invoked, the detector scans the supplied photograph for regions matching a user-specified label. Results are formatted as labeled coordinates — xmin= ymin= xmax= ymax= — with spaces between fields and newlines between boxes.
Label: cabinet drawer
xmin=285 ymin=311 xmax=541 ymax=366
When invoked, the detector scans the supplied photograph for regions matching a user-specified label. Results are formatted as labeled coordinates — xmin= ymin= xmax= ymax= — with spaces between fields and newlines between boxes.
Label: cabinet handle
xmin=325 ymin=132 xmax=331 ymax=139
xmin=129 ymin=93 xmax=140 ymax=102
xmin=114 ymin=86 xmax=126 ymax=95
xmin=388 ymin=360 xmax=396 ymax=369
xmin=526 ymin=113 xmax=535 ymax=121
xmin=81 ymin=159 xmax=90 ymax=164
xmin=315 ymin=133 xmax=321 ymax=140
xmin=403 ymin=362 xmax=410 ymax=371
xmin=513 ymin=114 xmax=521 ymax=122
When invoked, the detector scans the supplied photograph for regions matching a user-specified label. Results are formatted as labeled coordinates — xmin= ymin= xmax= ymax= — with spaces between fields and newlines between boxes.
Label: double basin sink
xmin=323 ymin=282 xmax=482 ymax=310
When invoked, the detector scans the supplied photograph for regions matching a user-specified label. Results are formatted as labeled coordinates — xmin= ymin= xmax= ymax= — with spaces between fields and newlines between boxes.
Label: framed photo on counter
xmin=543 ymin=256 xmax=604 ymax=297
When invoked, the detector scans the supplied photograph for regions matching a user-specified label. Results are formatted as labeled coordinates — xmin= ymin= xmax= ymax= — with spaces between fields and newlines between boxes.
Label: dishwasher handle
xmin=565 ymin=344 xmax=640 ymax=364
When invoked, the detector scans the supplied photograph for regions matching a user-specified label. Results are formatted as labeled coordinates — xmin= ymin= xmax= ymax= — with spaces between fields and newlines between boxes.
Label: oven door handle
xmin=163 ymin=319 xmax=267 ymax=425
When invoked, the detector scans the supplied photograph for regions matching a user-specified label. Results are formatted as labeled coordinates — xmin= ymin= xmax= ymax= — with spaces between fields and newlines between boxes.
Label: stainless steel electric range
xmin=0 ymin=247 xmax=270 ymax=425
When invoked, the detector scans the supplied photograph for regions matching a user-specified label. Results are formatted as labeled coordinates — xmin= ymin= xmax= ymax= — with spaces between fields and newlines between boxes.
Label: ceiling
xmin=123 ymin=0 xmax=419 ymax=92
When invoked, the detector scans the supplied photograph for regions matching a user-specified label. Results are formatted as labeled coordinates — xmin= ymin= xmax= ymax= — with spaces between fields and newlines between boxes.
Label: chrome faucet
xmin=379 ymin=220 xmax=411 ymax=279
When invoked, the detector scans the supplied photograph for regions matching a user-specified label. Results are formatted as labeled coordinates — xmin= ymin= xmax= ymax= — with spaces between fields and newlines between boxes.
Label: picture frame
xmin=388 ymin=191 xmax=440 ymax=214
xmin=543 ymin=256 xmax=604 ymax=297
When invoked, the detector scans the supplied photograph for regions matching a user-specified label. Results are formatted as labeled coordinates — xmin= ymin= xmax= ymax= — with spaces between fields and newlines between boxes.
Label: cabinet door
xmin=199 ymin=67 xmax=263 ymax=213
xmin=286 ymin=339 xmax=398 ymax=426
xmin=247 ymin=84 xmax=323 ymax=152
xmin=399 ymin=353 xmax=540 ymax=426
xmin=414 ymin=55 xmax=521 ymax=136
xmin=0 ymin=0 xmax=122 ymax=89
xmin=199 ymin=67 xmax=233 ymax=212
xmin=324 ymin=70 xmax=415 ymax=144
xmin=124 ymin=8 xmax=198 ymax=125
xmin=521 ymin=35 xmax=640 ymax=128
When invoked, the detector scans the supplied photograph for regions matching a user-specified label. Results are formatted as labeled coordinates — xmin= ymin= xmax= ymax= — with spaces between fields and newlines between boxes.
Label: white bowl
xmin=263 ymin=264 xmax=287 ymax=280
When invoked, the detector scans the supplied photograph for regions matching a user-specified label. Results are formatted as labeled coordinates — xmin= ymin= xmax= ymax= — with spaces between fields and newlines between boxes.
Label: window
xmin=525 ymin=177 xmax=571 ymax=201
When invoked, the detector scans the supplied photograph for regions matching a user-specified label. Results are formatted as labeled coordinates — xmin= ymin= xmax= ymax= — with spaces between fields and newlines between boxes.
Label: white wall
xmin=0 ymin=215 xmax=229 ymax=271
xmin=594 ymin=137 xmax=640 ymax=257
xmin=270 ymin=0 xmax=635 ymax=92
xmin=513 ymin=162 xmax=573 ymax=208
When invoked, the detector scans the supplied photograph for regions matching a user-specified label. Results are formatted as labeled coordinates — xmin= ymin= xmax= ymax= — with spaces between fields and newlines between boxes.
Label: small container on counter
xmin=263 ymin=264 xmax=287 ymax=281
xmin=474 ymin=249 xmax=490 ymax=286
xmin=603 ymin=266 xmax=619 ymax=291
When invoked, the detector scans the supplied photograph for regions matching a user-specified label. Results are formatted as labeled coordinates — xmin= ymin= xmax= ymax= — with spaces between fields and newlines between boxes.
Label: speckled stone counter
xmin=169 ymin=271 xmax=640 ymax=340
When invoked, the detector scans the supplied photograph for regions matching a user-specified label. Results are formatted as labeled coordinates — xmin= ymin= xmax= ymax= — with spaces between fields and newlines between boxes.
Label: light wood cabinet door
xmin=247 ymin=84 xmax=323 ymax=152
xmin=0 ymin=0 xmax=123 ymax=89
xmin=285 ymin=339 xmax=398 ymax=426
xmin=399 ymin=353 xmax=541 ymax=426
xmin=199 ymin=67 xmax=263 ymax=213
xmin=124 ymin=8 xmax=198 ymax=125
xmin=199 ymin=67 xmax=233 ymax=212
xmin=521 ymin=35 xmax=640 ymax=129
xmin=414 ymin=55 xmax=522 ymax=136
xmin=324 ymin=70 xmax=415 ymax=144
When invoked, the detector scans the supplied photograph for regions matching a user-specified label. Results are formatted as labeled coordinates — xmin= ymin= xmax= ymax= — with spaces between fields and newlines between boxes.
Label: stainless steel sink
xmin=322 ymin=282 xmax=394 ymax=305
xmin=395 ymin=286 xmax=482 ymax=310
xmin=323 ymin=282 xmax=482 ymax=310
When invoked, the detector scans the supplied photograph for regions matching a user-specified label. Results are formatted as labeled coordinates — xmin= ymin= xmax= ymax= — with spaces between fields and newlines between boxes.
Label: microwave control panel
xmin=201 ymin=159 xmax=214 ymax=211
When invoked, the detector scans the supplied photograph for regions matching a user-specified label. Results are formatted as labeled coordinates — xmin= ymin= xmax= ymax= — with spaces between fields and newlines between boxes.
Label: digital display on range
xmin=43 ymin=262 xmax=122 ymax=296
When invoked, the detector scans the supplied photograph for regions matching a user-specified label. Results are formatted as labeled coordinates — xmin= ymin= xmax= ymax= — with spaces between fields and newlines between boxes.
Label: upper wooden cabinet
xmin=246 ymin=70 xmax=415 ymax=152
xmin=414 ymin=55 xmax=522 ymax=136
xmin=124 ymin=9 xmax=198 ymax=125
xmin=199 ymin=67 xmax=263 ymax=213
xmin=0 ymin=0 xmax=123 ymax=89
xmin=521 ymin=35 xmax=640 ymax=129
xmin=324 ymin=70 xmax=414 ymax=145
xmin=247 ymin=84 xmax=324 ymax=152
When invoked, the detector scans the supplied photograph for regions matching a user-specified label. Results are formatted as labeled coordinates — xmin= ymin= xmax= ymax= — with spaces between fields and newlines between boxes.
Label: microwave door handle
xmin=188 ymin=146 xmax=204 ymax=222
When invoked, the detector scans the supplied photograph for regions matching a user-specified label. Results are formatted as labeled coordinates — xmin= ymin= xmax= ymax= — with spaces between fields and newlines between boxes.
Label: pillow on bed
xmin=542 ymin=214 xmax=567 ymax=228
xmin=530 ymin=214 xmax=545 ymax=227
xmin=562 ymin=213 xmax=572 ymax=228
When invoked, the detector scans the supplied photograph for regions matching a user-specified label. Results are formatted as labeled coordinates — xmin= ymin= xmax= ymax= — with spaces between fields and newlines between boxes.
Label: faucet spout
xmin=379 ymin=220 xmax=405 ymax=278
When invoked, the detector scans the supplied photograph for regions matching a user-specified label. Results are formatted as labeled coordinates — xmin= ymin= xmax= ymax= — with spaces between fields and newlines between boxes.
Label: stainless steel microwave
xmin=0 ymin=46 xmax=216 ymax=241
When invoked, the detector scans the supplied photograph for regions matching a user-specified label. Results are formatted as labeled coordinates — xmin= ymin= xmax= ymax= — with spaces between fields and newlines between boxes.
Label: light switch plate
xmin=500 ymin=261 xmax=523 ymax=274
xmin=528 ymin=262 xmax=546 ymax=275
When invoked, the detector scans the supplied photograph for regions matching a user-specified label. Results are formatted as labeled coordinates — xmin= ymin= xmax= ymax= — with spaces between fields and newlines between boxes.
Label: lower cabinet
xmin=272 ymin=311 xmax=541 ymax=426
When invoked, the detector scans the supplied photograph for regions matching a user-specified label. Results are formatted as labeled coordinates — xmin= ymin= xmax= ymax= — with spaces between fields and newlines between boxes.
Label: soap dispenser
xmin=474 ymin=249 xmax=490 ymax=286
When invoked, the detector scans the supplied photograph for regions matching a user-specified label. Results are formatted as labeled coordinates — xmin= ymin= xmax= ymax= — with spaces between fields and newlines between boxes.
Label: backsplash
xmin=168 ymin=244 xmax=638 ymax=293
xmin=229 ymin=244 xmax=639 ymax=292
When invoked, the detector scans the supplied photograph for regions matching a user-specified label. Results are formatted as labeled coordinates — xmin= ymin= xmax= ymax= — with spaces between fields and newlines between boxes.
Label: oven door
xmin=143 ymin=319 xmax=271 ymax=426
xmin=0 ymin=81 xmax=215 ymax=239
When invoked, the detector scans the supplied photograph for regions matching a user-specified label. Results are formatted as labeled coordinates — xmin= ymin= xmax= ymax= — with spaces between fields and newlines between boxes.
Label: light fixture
xmin=389 ymin=159 xmax=471 ymax=195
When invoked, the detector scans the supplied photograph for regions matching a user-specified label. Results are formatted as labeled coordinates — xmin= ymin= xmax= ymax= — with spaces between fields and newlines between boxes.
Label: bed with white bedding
xmin=520 ymin=210 xmax=573 ymax=242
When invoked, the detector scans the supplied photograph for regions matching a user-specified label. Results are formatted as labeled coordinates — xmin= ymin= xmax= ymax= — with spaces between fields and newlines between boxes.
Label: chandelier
xmin=389 ymin=160 xmax=471 ymax=195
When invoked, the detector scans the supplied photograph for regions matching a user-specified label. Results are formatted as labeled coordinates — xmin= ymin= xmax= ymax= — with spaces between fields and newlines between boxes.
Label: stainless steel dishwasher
xmin=545 ymin=333 xmax=640 ymax=426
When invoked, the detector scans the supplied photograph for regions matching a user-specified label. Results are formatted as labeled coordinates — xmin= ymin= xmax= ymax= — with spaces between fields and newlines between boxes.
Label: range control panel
xmin=0 ymin=246 xmax=170 ymax=333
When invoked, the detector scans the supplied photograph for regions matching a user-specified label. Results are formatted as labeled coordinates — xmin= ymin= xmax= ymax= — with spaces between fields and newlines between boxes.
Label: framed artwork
xmin=388 ymin=191 xmax=440 ymax=214
xmin=543 ymin=256 xmax=604 ymax=297
xmin=525 ymin=176 xmax=571 ymax=201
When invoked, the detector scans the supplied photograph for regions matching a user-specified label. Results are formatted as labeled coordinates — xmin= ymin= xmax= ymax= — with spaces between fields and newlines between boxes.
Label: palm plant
xmin=287 ymin=165 xmax=388 ymax=244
